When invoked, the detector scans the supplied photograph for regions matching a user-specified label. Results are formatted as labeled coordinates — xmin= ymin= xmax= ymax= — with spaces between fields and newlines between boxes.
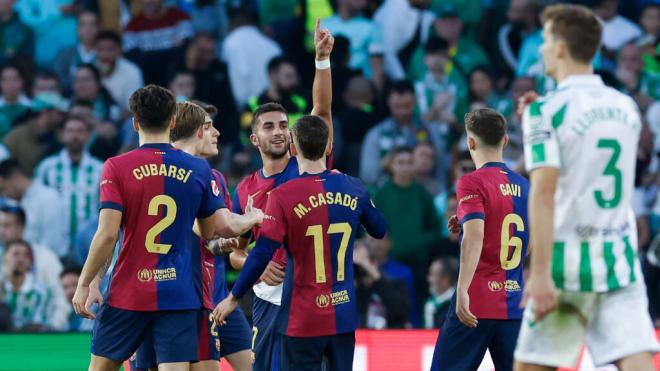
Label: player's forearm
xmin=225 ymin=212 xmax=259 ymax=237
xmin=230 ymin=238 xmax=279 ymax=298
xmin=529 ymin=185 xmax=555 ymax=277
xmin=457 ymin=235 xmax=484 ymax=292
xmin=229 ymin=250 xmax=247 ymax=270
xmin=79 ymin=232 xmax=118 ymax=287
xmin=310 ymin=57 xmax=333 ymax=144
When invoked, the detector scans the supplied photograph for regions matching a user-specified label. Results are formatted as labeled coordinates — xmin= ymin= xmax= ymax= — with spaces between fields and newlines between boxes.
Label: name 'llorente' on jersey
xmin=456 ymin=163 xmax=530 ymax=319
xmin=100 ymin=143 xmax=223 ymax=311
xmin=523 ymin=75 xmax=643 ymax=293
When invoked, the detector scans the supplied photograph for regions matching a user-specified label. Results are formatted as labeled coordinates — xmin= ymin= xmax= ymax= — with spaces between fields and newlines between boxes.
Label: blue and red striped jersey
xmin=456 ymin=162 xmax=529 ymax=319
xmin=100 ymin=143 xmax=223 ymax=311
xmin=231 ymin=170 xmax=386 ymax=337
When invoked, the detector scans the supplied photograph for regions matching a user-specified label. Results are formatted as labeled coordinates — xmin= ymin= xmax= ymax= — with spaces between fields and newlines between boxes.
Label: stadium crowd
xmin=0 ymin=0 xmax=658 ymax=333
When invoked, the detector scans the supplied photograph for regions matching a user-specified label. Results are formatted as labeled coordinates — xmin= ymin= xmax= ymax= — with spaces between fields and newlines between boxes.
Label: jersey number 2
xmin=306 ymin=223 xmax=352 ymax=284
xmin=594 ymin=139 xmax=622 ymax=209
xmin=501 ymin=213 xmax=524 ymax=270
xmin=145 ymin=195 xmax=178 ymax=254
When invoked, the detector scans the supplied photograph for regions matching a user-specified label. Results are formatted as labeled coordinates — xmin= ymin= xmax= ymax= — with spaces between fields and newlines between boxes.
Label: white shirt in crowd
xmin=20 ymin=182 xmax=68 ymax=258
xmin=102 ymin=58 xmax=145 ymax=111
xmin=601 ymin=15 xmax=642 ymax=51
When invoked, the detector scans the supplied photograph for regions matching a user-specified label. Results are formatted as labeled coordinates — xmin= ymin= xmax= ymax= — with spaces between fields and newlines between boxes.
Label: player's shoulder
xmin=456 ymin=171 xmax=484 ymax=189
xmin=235 ymin=170 xmax=261 ymax=194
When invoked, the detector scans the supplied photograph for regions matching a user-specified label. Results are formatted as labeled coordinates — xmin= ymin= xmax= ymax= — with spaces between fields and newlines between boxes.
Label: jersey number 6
xmin=501 ymin=213 xmax=524 ymax=270
xmin=145 ymin=195 xmax=178 ymax=254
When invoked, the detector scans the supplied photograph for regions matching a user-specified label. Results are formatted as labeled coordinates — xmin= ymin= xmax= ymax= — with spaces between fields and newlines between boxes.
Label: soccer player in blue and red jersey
xmin=71 ymin=85 xmax=223 ymax=371
xmin=431 ymin=108 xmax=530 ymax=371
xmin=130 ymin=101 xmax=259 ymax=371
xmin=228 ymin=19 xmax=335 ymax=371
xmin=214 ymin=115 xmax=387 ymax=371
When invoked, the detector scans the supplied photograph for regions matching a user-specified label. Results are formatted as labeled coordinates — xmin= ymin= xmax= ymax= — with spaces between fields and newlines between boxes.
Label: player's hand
xmin=516 ymin=91 xmax=539 ymax=117
xmin=447 ymin=215 xmax=460 ymax=234
xmin=212 ymin=295 xmax=239 ymax=325
xmin=260 ymin=261 xmax=285 ymax=286
xmin=72 ymin=285 xmax=95 ymax=320
xmin=86 ymin=279 xmax=104 ymax=314
xmin=520 ymin=274 xmax=558 ymax=321
xmin=245 ymin=196 xmax=264 ymax=226
xmin=456 ymin=290 xmax=478 ymax=328
xmin=314 ymin=18 xmax=335 ymax=60
xmin=213 ymin=237 xmax=240 ymax=254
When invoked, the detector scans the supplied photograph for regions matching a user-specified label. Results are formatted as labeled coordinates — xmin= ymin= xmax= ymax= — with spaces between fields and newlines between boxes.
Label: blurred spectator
xmin=374 ymin=146 xmax=442 ymax=309
xmin=638 ymin=4 xmax=660 ymax=49
xmin=413 ymin=37 xmax=457 ymax=126
xmin=373 ymin=0 xmax=435 ymax=80
xmin=0 ymin=281 xmax=11 ymax=331
xmin=616 ymin=42 xmax=660 ymax=112
xmin=593 ymin=0 xmax=642 ymax=53
xmin=322 ymin=0 xmax=385 ymax=91
xmin=35 ymin=116 xmax=103 ymax=257
xmin=0 ymin=206 xmax=68 ymax=330
xmin=14 ymin=0 xmax=77 ymax=68
xmin=175 ymin=32 xmax=237 ymax=145
xmin=0 ymin=159 xmax=66 ymax=257
xmin=73 ymin=64 xmax=121 ymax=124
xmin=336 ymin=75 xmax=378 ymax=176
xmin=67 ymin=98 xmax=118 ymax=161
xmin=240 ymin=57 xmax=307 ymax=147
xmin=0 ymin=0 xmax=34 ymax=66
xmin=431 ymin=192 xmax=460 ymax=259
xmin=504 ymin=76 xmax=536 ymax=168
xmin=188 ymin=0 xmax=229 ymax=41
xmin=354 ymin=239 xmax=410 ymax=329
xmin=221 ymin=5 xmax=282 ymax=107
xmin=496 ymin=0 xmax=539 ymax=75
xmin=123 ymin=0 xmax=193 ymax=85
xmin=360 ymin=81 xmax=450 ymax=189
xmin=424 ymin=257 xmax=458 ymax=329
xmin=363 ymin=234 xmax=420 ymax=327
xmin=168 ymin=70 xmax=195 ymax=101
xmin=467 ymin=66 xmax=512 ymax=118
xmin=412 ymin=142 xmax=439 ymax=195
xmin=0 ymin=64 xmax=30 ymax=139
xmin=53 ymin=11 xmax=99 ymax=94
xmin=59 ymin=266 xmax=93 ymax=331
xmin=95 ymin=30 xmax=144 ymax=113
xmin=31 ymin=71 xmax=62 ymax=97
xmin=3 ymin=92 xmax=66 ymax=174
xmin=2 ymin=240 xmax=52 ymax=331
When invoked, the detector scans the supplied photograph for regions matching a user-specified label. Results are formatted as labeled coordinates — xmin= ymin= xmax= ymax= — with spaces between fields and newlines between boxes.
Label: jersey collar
xmin=556 ymin=74 xmax=604 ymax=90
xmin=481 ymin=162 xmax=508 ymax=169
xmin=140 ymin=143 xmax=174 ymax=150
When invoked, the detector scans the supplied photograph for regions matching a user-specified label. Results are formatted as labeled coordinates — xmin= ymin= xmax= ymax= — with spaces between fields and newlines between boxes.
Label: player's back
xmin=101 ymin=143 xmax=220 ymax=311
xmin=456 ymin=163 xmax=529 ymax=319
xmin=267 ymin=170 xmax=386 ymax=337
xmin=524 ymin=75 xmax=642 ymax=292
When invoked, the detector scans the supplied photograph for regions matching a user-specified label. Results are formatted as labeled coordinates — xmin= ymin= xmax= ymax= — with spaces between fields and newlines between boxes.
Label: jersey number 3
xmin=501 ymin=213 xmax=524 ymax=270
xmin=306 ymin=223 xmax=352 ymax=284
xmin=145 ymin=195 xmax=178 ymax=254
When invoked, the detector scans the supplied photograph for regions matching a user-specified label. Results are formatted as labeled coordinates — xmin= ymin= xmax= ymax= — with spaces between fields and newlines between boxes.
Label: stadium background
xmin=0 ymin=0 xmax=659 ymax=369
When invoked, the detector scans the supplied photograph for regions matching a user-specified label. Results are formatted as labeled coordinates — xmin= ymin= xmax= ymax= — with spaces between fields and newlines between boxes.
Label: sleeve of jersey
xmin=456 ymin=177 xmax=485 ymax=224
xmin=211 ymin=170 xmax=228 ymax=210
xmin=360 ymin=186 xmax=387 ymax=239
xmin=231 ymin=192 xmax=286 ymax=298
xmin=198 ymin=166 xmax=224 ymax=218
xmin=99 ymin=160 xmax=124 ymax=212
xmin=523 ymin=101 xmax=561 ymax=171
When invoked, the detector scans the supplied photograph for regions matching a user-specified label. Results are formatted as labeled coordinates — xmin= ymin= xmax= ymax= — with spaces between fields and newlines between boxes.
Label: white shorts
xmin=514 ymin=281 xmax=659 ymax=368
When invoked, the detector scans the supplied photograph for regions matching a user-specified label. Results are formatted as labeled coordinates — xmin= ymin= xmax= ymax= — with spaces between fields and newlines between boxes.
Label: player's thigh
xmin=280 ymin=334 xmax=327 ymax=371
xmin=615 ymin=351 xmax=656 ymax=371
xmin=224 ymin=350 xmax=252 ymax=371
xmin=190 ymin=360 xmax=220 ymax=371
xmin=252 ymin=298 xmax=281 ymax=371
xmin=431 ymin=313 xmax=492 ymax=371
xmin=586 ymin=281 xmax=660 ymax=367
xmin=157 ymin=362 xmax=190 ymax=371
xmin=88 ymin=354 xmax=123 ymax=371
xmin=152 ymin=309 xmax=200 ymax=365
xmin=514 ymin=291 xmax=594 ymax=368
xmin=219 ymin=307 xmax=252 ymax=359
xmin=488 ymin=319 xmax=522 ymax=371
xmin=130 ymin=331 xmax=157 ymax=371
xmin=325 ymin=332 xmax=355 ymax=371
xmin=91 ymin=304 xmax=152 ymax=363
xmin=197 ymin=309 xmax=221 ymax=363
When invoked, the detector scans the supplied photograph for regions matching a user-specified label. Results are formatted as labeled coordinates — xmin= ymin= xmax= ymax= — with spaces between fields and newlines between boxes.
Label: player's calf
xmin=615 ymin=352 xmax=656 ymax=371
xmin=88 ymin=355 xmax=123 ymax=371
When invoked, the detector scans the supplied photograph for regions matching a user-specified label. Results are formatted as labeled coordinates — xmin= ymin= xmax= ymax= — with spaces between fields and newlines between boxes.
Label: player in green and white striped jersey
xmin=34 ymin=116 xmax=103 ymax=259
xmin=515 ymin=4 xmax=659 ymax=371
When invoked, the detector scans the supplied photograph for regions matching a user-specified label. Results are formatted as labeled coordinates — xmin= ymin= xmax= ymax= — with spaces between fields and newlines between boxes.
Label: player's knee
xmin=227 ymin=349 xmax=253 ymax=371
xmin=88 ymin=355 xmax=122 ymax=371
xmin=616 ymin=352 xmax=655 ymax=371
xmin=513 ymin=361 xmax=555 ymax=371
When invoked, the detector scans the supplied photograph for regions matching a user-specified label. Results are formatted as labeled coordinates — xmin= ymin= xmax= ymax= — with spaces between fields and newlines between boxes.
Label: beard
xmin=263 ymin=145 xmax=289 ymax=160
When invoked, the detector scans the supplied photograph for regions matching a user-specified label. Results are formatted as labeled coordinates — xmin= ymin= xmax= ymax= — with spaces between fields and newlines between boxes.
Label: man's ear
xmin=197 ymin=126 xmax=204 ymax=139
xmin=169 ymin=116 xmax=176 ymax=130
xmin=132 ymin=117 xmax=139 ymax=133
xmin=250 ymin=132 xmax=258 ymax=148
xmin=290 ymin=140 xmax=298 ymax=156
xmin=503 ymin=134 xmax=510 ymax=148
xmin=467 ymin=136 xmax=477 ymax=151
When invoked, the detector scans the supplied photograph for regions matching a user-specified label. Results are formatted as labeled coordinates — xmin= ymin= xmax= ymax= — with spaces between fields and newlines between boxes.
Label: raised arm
xmin=310 ymin=18 xmax=335 ymax=152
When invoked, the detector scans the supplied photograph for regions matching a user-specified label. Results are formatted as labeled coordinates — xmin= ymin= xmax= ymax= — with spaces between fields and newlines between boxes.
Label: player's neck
xmin=472 ymin=151 xmax=504 ymax=169
xmin=9 ymin=273 xmax=25 ymax=291
xmin=172 ymin=140 xmax=200 ymax=157
xmin=139 ymin=132 xmax=172 ymax=146
xmin=297 ymin=156 xmax=326 ymax=175
xmin=554 ymin=62 xmax=593 ymax=84
xmin=261 ymin=154 xmax=290 ymax=177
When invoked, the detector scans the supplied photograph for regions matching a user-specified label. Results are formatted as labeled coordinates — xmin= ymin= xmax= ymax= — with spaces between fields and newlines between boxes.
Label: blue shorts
xmin=252 ymin=297 xmax=282 ymax=371
xmin=130 ymin=309 xmax=219 ymax=370
xmin=91 ymin=304 xmax=199 ymax=364
xmin=431 ymin=298 xmax=522 ymax=371
xmin=219 ymin=306 xmax=252 ymax=357
xmin=280 ymin=331 xmax=355 ymax=371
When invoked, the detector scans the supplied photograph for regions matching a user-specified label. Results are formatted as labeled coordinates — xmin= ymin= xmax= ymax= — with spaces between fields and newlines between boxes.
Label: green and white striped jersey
xmin=34 ymin=150 xmax=103 ymax=250
xmin=523 ymin=74 xmax=642 ymax=293
xmin=3 ymin=273 xmax=52 ymax=329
